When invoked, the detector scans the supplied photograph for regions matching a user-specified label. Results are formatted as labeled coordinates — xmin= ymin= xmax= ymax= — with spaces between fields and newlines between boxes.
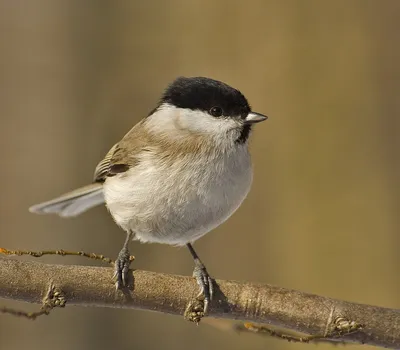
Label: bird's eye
xmin=209 ymin=106 xmax=223 ymax=117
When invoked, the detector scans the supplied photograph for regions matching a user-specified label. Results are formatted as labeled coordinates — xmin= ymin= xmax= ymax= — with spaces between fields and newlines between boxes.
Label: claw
xmin=122 ymin=263 xmax=130 ymax=286
xmin=204 ymin=299 xmax=209 ymax=315
xmin=208 ymin=276 xmax=214 ymax=299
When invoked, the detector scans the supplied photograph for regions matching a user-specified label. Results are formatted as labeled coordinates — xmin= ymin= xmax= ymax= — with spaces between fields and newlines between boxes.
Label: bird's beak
xmin=244 ymin=112 xmax=268 ymax=124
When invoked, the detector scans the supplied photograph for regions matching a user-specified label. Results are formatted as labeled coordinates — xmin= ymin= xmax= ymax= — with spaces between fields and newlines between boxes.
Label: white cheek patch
xmin=146 ymin=103 xmax=240 ymax=138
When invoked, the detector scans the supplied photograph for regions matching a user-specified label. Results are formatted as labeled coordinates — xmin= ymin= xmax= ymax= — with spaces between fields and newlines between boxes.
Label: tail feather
xmin=29 ymin=183 xmax=104 ymax=217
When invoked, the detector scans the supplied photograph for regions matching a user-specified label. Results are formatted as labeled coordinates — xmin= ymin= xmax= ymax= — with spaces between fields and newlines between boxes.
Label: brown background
xmin=0 ymin=1 xmax=399 ymax=350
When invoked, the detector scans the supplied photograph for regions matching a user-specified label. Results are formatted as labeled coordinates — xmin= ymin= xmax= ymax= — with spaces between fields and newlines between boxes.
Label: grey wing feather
xmin=30 ymin=136 xmax=136 ymax=217
xmin=29 ymin=183 xmax=104 ymax=217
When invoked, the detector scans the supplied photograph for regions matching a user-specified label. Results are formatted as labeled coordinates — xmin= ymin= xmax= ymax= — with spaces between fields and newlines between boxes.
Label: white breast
xmin=103 ymin=145 xmax=253 ymax=246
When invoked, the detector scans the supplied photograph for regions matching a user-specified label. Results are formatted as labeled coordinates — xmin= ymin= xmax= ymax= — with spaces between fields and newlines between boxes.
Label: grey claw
xmin=122 ymin=263 xmax=130 ymax=287
xmin=208 ymin=275 xmax=214 ymax=300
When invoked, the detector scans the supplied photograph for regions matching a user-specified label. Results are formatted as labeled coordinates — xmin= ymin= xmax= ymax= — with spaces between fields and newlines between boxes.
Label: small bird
xmin=29 ymin=76 xmax=267 ymax=313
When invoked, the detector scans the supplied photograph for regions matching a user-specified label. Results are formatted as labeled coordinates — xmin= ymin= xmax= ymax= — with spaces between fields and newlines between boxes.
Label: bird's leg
xmin=186 ymin=243 xmax=214 ymax=314
xmin=114 ymin=230 xmax=133 ymax=289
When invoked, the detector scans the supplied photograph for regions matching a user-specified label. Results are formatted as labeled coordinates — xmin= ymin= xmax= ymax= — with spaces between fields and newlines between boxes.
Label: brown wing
xmin=93 ymin=122 xmax=145 ymax=183
xmin=93 ymin=144 xmax=121 ymax=182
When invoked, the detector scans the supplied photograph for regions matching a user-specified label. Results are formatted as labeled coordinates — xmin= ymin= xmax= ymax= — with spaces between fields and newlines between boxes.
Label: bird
xmin=29 ymin=76 xmax=267 ymax=313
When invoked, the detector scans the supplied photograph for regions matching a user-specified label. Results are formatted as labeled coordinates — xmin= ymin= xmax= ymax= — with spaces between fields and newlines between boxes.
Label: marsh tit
xmin=29 ymin=76 xmax=268 ymax=313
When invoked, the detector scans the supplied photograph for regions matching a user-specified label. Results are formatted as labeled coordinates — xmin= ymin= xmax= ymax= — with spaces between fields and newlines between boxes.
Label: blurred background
xmin=0 ymin=0 xmax=399 ymax=349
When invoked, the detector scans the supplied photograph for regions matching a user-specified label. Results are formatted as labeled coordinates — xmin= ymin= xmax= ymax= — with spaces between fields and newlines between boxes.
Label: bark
xmin=0 ymin=257 xmax=398 ymax=348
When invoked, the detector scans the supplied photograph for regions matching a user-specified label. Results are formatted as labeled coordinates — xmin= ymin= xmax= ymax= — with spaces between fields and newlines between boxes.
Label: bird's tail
xmin=29 ymin=183 xmax=104 ymax=218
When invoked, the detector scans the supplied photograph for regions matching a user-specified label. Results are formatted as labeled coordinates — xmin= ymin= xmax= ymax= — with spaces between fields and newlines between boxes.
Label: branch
xmin=0 ymin=257 xmax=399 ymax=348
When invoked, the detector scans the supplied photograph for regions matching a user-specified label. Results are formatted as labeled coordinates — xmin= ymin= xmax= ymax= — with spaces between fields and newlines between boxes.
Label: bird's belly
xmin=103 ymin=154 xmax=252 ymax=246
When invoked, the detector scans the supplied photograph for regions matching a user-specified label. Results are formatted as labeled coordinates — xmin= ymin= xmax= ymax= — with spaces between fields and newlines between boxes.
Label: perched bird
xmin=29 ymin=76 xmax=267 ymax=313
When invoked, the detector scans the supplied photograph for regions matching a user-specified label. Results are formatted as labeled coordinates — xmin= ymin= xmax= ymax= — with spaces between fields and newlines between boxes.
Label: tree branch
xmin=0 ymin=257 xmax=399 ymax=348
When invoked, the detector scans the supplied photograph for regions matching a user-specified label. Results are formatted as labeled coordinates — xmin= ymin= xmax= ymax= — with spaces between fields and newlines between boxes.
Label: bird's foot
xmin=184 ymin=262 xmax=213 ymax=324
xmin=193 ymin=260 xmax=213 ymax=313
xmin=113 ymin=246 xmax=133 ymax=290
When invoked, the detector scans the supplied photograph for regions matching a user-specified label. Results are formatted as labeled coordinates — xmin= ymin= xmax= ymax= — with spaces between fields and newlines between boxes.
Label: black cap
xmin=161 ymin=77 xmax=251 ymax=118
